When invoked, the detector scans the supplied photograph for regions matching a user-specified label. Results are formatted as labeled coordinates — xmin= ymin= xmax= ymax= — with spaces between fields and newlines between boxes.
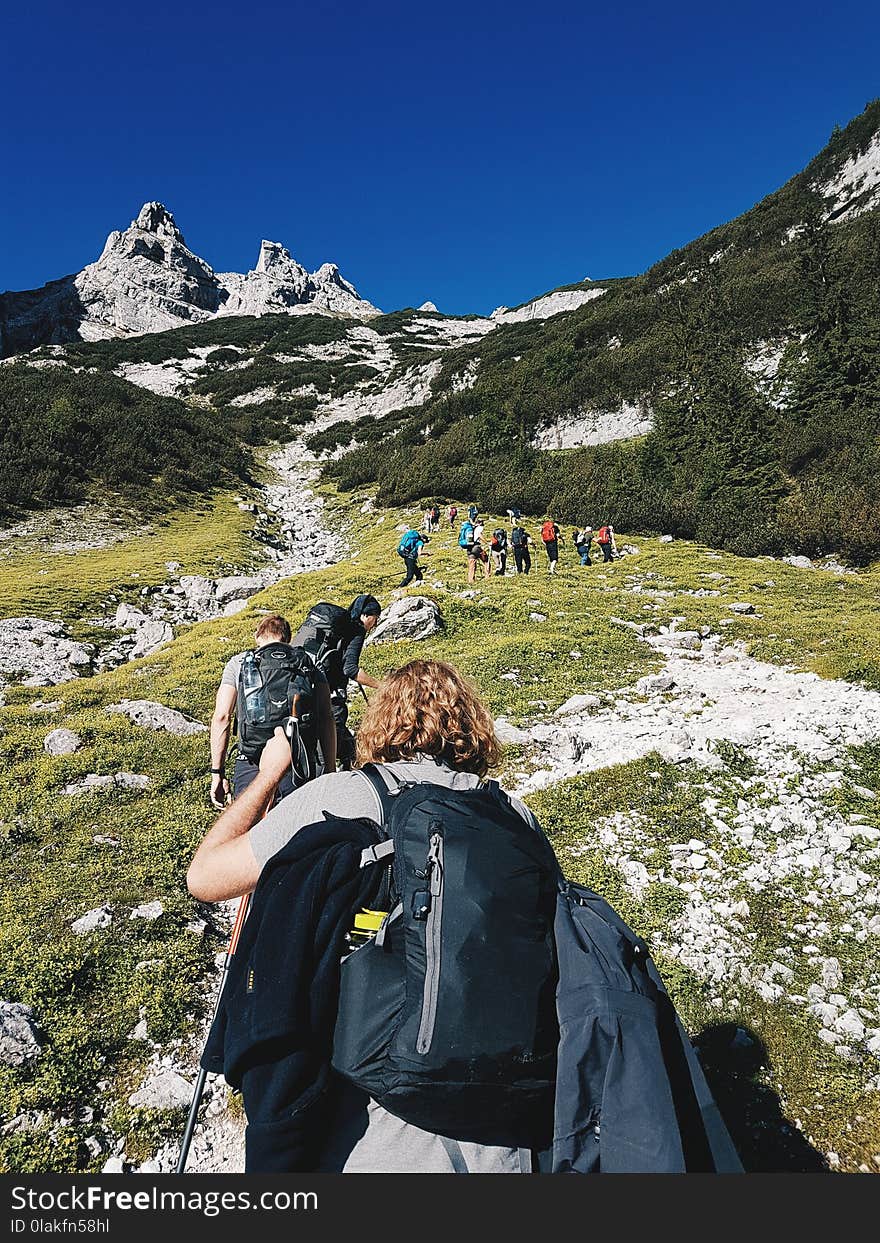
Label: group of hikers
xmin=186 ymin=515 xmax=741 ymax=1176
xmin=401 ymin=502 xmax=618 ymax=584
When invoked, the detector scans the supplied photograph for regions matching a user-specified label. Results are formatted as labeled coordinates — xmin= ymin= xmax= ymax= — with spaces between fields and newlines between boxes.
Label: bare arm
xmin=187 ymin=730 xmax=291 ymax=901
xmin=354 ymin=669 xmax=381 ymax=690
xmin=209 ymin=683 xmax=237 ymax=808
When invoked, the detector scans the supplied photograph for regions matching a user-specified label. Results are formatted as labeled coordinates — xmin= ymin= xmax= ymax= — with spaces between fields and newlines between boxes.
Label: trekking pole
xmin=176 ymin=889 xmax=251 ymax=1173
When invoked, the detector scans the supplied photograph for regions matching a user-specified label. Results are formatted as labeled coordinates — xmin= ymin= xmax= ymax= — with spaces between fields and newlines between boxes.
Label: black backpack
xmin=290 ymin=602 xmax=356 ymax=690
xmin=331 ymin=766 xmax=560 ymax=1145
xmin=236 ymin=642 xmax=320 ymax=766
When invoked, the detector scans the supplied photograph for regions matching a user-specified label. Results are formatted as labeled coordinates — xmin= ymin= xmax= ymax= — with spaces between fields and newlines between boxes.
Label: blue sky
xmin=2 ymin=0 xmax=879 ymax=316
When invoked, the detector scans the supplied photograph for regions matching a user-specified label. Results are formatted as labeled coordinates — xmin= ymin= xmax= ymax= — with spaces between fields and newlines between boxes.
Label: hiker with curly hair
xmin=188 ymin=659 xmax=544 ymax=1172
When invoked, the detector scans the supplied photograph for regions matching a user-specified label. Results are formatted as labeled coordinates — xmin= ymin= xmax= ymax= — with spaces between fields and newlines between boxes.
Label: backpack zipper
xmin=416 ymin=828 xmax=444 ymax=1054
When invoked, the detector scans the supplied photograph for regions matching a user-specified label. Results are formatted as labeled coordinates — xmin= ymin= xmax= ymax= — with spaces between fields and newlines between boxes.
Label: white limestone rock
xmin=492 ymin=287 xmax=605 ymax=325
xmin=493 ymin=718 xmax=531 ymax=745
xmin=43 ymin=728 xmax=82 ymax=755
xmin=368 ymin=597 xmax=443 ymax=644
xmin=128 ymin=1070 xmax=193 ymax=1111
xmin=130 ymin=901 xmax=164 ymax=922
xmin=0 ymin=617 xmax=93 ymax=687
xmin=554 ymin=693 xmax=601 ymax=716
xmin=62 ymin=773 xmax=151 ymax=796
xmin=0 ymin=1001 xmax=43 ymax=1067
xmin=71 ymin=906 xmax=113 ymax=935
xmin=129 ymin=619 xmax=174 ymax=659
xmin=107 ymin=699 xmax=206 ymax=735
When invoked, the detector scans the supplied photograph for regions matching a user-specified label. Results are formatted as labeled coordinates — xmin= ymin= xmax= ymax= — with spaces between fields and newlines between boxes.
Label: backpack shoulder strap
xmin=358 ymin=762 xmax=402 ymax=827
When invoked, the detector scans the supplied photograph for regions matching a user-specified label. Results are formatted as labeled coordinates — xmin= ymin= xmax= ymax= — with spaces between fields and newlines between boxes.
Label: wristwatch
xmin=210 ymin=768 xmax=223 ymax=775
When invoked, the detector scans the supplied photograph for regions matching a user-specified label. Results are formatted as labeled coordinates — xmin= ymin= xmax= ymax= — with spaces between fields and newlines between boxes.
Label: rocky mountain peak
xmin=255 ymin=240 xmax=300 ymax=274
xmin=0 ymin=204 xmax=381 ymax=353
xmin=134 ymin=202 xmax=184 ymax=242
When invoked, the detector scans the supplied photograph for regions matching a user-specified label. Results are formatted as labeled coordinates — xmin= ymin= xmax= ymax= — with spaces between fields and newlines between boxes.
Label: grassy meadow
xmin=0 ymin=486 xmax=879 ymax=1171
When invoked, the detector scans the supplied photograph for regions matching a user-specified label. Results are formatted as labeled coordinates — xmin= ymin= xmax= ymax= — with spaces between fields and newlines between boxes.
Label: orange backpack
xmin=598 ymin=526 xmax=612 ymax=543
xmin=541 ymin=521 xmax=556 ymax=542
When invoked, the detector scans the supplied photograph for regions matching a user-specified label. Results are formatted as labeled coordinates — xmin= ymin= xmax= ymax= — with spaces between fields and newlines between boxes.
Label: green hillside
xmin=322 ymin=102 xmax=880 ymax=563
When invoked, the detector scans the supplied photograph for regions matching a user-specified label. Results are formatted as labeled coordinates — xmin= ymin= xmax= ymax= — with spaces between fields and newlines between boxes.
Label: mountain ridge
xmin=0 ymin=202 xmax=381 ymax=356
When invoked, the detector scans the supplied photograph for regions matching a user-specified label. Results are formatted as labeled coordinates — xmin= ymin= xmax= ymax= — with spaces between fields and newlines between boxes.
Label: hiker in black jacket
xmin=290 ymin=595 xmax=382 ymax=771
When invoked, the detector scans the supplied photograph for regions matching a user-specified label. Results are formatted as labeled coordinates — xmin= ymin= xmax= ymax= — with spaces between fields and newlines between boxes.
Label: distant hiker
xmin=422 ymin=508 xmax=433 ymax=534
xmin=397 ymin=527 xmax=429 ymax=586
xmin=489 ymin=526 xmax=508 ymax=575
xmin=541 ymin=519 xmax=561 ymax=574
xmin=290 ymin=595 xmax=382 ymax=771
xmin=430 ymin=505 xmax=441 ymax=532
xmin=506 ymin=506 xmax=522 ymax=523
xmin=573 ymin=526 xmax=593 ymax=566
xmin=209 ymin=613 xmax=336 ymax=806
xmin=596 ymin=524 xmax=617 ymax=563
xmin=510 ymin=522 xmax=532 ymax=574
xmin=448 ymin=504 xmax=458 ymax=527
xmin=467 ymin=504 xmax=479 ymax=523
xmin=459 ymin=517 xmax=490 ymax=582
xmin=190 ymin=657 xmax=743 ymax=1173
xmin=472 ymin=519 xmax=485 ymax=546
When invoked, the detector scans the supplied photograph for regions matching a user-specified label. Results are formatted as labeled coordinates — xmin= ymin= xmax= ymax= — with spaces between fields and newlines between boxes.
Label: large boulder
xmin=44 ymin=728 xmax=82 ymax=755
xmin=106 ymin=700 xmax=206 ymax=735
xmin=128 ymin=619 xmax=174 ymax=659
xmin=0 ymin=1001 xmax=42 ymax=1067
xmin=212 ymin=575 xmax=266 ymax=605
xmin=368 ymin=597 xmax=443 ymax=645
xmin=128 ymin=1070 xmax=193 ymax=1111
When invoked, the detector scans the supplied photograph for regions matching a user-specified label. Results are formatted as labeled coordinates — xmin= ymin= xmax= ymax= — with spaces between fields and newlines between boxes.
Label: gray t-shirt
xmin=247 ymin=757 xmax=541 ymax=1173
xmin=248 ymin=756 xmax=539 ymax=867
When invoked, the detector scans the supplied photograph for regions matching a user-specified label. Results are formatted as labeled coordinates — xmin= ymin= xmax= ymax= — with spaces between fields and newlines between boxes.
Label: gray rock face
xmin=0 ymin=617 xmax=93 ymax=687
xmin=106 ymin=699 xmax=206 ymax=735
xmin=368 ymin=596 xmax=443 ymax=645
xmin=1 ymin=203 xmax=379 ymax=355
xmin=43 ymin=727 xmax=82 ymax=755
xmin=730 ymin=602 xmax=756 ymax=615
xmin=0 ymin=1001 xmax=42 ymax=1067
xmin=128 ymin=1070 xmax=193 ymax=1111
xmin=219 ymin=243 xmax=378 ymax=320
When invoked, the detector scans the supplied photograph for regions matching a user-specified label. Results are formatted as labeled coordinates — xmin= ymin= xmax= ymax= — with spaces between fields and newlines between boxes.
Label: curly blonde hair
xmin=356 ymin=659 xmax=502 ymax=776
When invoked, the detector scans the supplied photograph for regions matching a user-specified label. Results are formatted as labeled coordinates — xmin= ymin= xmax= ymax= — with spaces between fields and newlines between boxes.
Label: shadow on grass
xmin=694 ymin=1022 xmax=829 ymax=1172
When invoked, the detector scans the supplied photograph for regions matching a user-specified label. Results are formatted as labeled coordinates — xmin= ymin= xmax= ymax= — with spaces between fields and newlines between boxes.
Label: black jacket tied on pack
xmin=201 ymin=818 xmax=385 ymax=1173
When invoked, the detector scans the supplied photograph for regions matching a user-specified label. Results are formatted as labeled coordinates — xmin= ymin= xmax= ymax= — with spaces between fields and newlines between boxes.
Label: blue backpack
xmin=397 ymin=530 xmax=421 ymax=556
xmin=458 ymin=521 xmax=474 ymax=548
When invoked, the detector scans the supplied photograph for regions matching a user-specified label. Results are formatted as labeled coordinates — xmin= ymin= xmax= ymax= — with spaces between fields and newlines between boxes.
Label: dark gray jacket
xmin=552 ymin=880 xmax=743 ymax=1172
